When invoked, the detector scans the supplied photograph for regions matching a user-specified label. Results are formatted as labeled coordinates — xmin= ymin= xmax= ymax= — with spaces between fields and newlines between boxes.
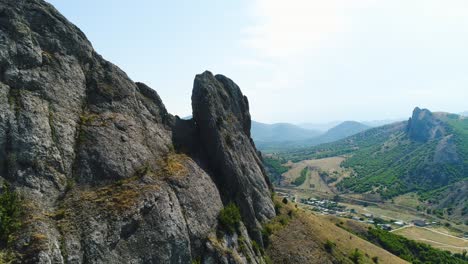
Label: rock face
xmin=0 ymin=0 xmax=274 ymax=263
xmin=404 ymin=107 xmax=465 ymax=188
xmin=407 ymin=107 xmax=446 ymax=142
xmin=407 ymin=107 xmax=461 ymax=165
xmin=192 ymin=72 xmax=275 ymax=244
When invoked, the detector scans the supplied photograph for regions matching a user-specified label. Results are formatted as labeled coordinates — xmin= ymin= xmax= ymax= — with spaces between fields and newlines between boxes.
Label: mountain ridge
xmin=255 ymin=120 xmax=370 ymax=151
xmin=251 ymin=121 xmax=321 ymax=143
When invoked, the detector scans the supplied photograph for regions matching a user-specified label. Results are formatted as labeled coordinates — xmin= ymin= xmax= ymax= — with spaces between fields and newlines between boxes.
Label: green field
xmin=393 ymin=226 xmax=468 ymax=254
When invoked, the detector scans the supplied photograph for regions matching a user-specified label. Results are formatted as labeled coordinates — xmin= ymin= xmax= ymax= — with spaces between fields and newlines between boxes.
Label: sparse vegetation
xmin=263 ymin=157 xmax=288 ymax=183
xmin=364 ymin=227 xmax=467 ymax=264
xmin=324 ymin=239 xmax=336 ymax=253
xmin=261 ymin=209 xmax=293 ymax=247
xmin=7 ymin=89 xmax=22 ymax=114
xmin=273 ymin=197 xmax=283 ymax=215
xmin=292 ymin=167 xmax=308 ymax=186
xmin=48 ymin=109 xmax=58 ymax=143
xmin=349 ymin=248 xmax=363 ymax=264
xmin=265 ymin=197 xmax=408 ymax=264
xmin=251 ymin=240 xmax=263 ymax=256
xmin=263 ymin=255 xmax=273 ymax=264
xmin=80 ymin=183 xmax=141 ymax=212
xmin=224 ymin=133 xmax=234 ymax=147
xmin=79 ymin=112 xmax=99 ymax=126
xmin=161 ymin=153 xmax=188 ymax=178
xmin=218 ymin=203 xmax=241 ymax=234
xmin=0 ymin=250 xmax=16 ymax=264
xmin=64 ymin=178 xmax=75 ymax=193
xmin=191 ymin=258 xmax=201 ymax=264
xmin=0 ymin=184 xmax=22 ymax=248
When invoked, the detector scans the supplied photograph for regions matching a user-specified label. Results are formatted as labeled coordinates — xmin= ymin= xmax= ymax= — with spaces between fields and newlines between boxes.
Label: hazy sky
xmin=48 ymin=0 xmax=467 ymax=123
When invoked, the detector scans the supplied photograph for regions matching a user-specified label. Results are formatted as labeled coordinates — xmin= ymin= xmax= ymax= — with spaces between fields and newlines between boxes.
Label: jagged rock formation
xmin=192 ymin=73 xmax=275 ymax=244
xmin=407 ymin=107 xmax=462 ymax=165
xmin=407 ymin=107 xmax=446 ymax=142
xmin=0 ymin=0 xmax=274 ymax=263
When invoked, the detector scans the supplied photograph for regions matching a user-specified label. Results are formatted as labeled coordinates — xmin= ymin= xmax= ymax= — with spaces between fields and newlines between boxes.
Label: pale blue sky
xmin=48 ymin=0 xmax=468 ymax=123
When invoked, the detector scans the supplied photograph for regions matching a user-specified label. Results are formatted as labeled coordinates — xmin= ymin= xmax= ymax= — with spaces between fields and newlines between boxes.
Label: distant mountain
xmin=361 ymin=119 xmax=404 ymax=127
xmin=315 ymin=121 xmax=370 ymax=143
xmin=460 ymin=111 xmax=468 ymax=117
xmin=251 ymin=121 xmax=321 ymax=143
xmin=299 ymin=119 xmax=402 ymax=131
xmin=297 ymin=121 xmax=341 ymax=132
xmin=255 ymin=121 xmax=370 ymax=152
xmin=279 ymin=107 xmax=467 ymax=220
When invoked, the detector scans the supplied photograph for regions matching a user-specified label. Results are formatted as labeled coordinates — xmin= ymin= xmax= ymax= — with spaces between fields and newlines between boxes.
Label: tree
xmin=333 ymin=195 xmax=341 ymax=202
xmin=349 ymin=248 xmax=363 ymax=264
xmin=324 ymin=240 xmax=336 ymax=253
xmin=218 ymin=203 xmax=241 ymax=234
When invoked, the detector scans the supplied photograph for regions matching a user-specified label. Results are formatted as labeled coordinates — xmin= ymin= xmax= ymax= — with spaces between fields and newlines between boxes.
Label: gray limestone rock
xmin=0 ymin=0 xmax=274 ymax=263
xmin=192 ymin=72 xmax=275 ymax=245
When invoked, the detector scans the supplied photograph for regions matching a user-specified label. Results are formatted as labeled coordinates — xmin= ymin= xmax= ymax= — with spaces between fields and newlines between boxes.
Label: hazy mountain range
xmin=251 ymin=121 xmax=322 ymax=142
xmin=298 ymin=119 xmax=402 ymax=132
xmin=252 ymin=120 xmax=371 ymax=151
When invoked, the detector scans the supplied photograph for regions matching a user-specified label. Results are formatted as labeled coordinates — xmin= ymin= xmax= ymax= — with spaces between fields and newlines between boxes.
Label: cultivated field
xmin=392 ymin=192 xmax=422 ymax=208
xmin=282 ymin=157 xmax=350 ymax=193
xmin=393 ymin=226 xmax=468 ymax=254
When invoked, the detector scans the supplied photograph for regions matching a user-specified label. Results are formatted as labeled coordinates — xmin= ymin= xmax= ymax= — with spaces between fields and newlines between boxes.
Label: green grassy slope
xmin=338 ymin=116 xmax=467 ymax=198
xmin=276 ymin=121 xmax=406 ymax=162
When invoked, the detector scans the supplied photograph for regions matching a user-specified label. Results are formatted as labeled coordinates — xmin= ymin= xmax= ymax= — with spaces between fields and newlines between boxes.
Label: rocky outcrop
xmin=433 ymin=135 xmax=461 ymax=164
xmin=192 ymin=72 xmax=275 ymax=244
xmin=407 ymin=107 xmax=446 ymax=142
xmin=407 ymin=107 xmax=461 ymax=164
xmin=0 ymin=0 xmax=274 ymax=263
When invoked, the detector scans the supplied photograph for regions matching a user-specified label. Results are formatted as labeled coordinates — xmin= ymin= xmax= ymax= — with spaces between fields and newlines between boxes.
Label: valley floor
xmin=274 ymin=156 xmax=468 ymax=255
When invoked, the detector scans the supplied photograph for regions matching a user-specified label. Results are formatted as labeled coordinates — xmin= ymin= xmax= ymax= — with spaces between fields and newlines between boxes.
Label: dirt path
xmin=390 ymin=225 xmax=411 ymax=233
xmin=421 ymin=227 xmax=468 ymax=241
xmin=416 ymin=239 xmax=468 ymax=250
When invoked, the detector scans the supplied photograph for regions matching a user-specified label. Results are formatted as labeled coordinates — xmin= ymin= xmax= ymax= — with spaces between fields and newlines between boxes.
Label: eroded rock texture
xmin=192 ymin=72 xmax=275 ymax=244
xmin=0 ymin=0 xmax=274 ymax=263
xmin=407 ymin=107 xmax=446 ymax=142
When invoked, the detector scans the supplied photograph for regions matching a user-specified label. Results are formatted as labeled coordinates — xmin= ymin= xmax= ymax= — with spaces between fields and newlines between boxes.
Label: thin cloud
xmin=242 ymin=0 xmax=373 ymax=58
xmin=239 ymin=0 xmax=468 ymax=123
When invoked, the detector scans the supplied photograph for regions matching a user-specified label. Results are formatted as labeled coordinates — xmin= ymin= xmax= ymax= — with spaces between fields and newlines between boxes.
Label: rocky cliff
xmin=407 ymin=107 xmax=462 ymax=165
xmin=0 ymin=0 xmax=274 ymax=263
xmin=407 ymin=107 xmax=446 ymax=142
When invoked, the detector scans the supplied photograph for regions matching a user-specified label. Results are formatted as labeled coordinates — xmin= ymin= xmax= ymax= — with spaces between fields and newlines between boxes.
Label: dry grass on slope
xmin=266 ymin=198 xmax=408 ymax=264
